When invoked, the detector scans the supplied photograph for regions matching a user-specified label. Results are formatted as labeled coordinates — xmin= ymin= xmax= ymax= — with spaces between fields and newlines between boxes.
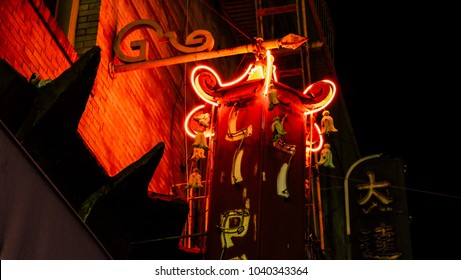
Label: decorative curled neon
xmin=303 ymin=79 xmax=336 ymax=115
xmin=190 ymin=64 xmax=254 ymax=106
xmin=306 ymin=123 xmax=323 ymax=152
xmin=184 ymin=105 xmax=214 ymax=138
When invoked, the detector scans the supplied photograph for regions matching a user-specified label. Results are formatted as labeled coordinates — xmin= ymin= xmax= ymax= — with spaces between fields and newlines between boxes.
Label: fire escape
xmin=218 ymin=0 xmax=336 ymax=90
xmin=181 ymin=0 xmax=337 ymax=259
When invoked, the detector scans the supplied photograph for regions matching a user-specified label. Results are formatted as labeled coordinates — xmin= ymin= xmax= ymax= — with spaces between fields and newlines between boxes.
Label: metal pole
xmin=112 ymin=34 xmax=306 ymax=74
xmin=114 ymin=40 xmax=281 ymax=73
xmin=314 ymin=162 xmax=324 ymax=251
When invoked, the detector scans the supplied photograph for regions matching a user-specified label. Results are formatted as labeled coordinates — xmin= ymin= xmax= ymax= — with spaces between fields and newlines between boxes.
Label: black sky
xmin=326 ymin=1 xmax=461 ymax=259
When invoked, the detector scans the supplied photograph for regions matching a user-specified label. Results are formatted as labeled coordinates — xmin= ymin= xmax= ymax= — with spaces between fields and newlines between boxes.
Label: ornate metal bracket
xmin=113 ymin=19 xmax=214 ymax=63
xmin=110 ymin=19 xmax=214 ymax=78
xmin=109 ymin=19 xmax=307 ymax=78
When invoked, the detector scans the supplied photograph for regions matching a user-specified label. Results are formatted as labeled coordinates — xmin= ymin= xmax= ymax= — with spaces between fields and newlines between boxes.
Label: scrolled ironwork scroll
xmin=113 ymin=19 xmax=215 ymax=64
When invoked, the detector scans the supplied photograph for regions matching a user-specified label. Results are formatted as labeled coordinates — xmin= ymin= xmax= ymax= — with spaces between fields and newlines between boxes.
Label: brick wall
xmin=74 ymin=0 xmax=100 ymax=56
xmin=0 ymin=0 xmax=78 ymax=80
xmin=0 ymin=0 xmax=240 ymax=194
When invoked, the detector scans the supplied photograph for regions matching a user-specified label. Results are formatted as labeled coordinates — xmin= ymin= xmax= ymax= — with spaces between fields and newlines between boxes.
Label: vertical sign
xmin=348 ymin=157 xmax=412 ymax=259
xmin=205 ymin=82 xmax=307 ymax=259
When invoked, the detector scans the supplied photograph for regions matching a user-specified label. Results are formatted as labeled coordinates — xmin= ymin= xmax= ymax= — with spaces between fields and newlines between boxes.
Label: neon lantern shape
xmin=187 ymin=53 xmax=277 ymax=186
xmin=186 ymin=54 xmax=337 ymax=199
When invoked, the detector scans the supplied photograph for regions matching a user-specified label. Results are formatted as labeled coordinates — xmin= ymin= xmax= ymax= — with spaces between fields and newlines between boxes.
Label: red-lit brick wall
xmin=0 ymin=0 xmax=77 ymax=80
xmin=0 ymin=0 xmax=240 ymax=194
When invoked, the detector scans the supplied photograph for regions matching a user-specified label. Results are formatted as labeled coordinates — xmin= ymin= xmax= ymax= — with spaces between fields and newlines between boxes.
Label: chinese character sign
xmin=347 ymin=157 xmax=412 ymax=259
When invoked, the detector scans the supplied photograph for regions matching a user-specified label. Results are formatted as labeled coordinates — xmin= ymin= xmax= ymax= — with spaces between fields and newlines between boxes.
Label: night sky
xmin=326 ymin=1 xmax=460 ymax=259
